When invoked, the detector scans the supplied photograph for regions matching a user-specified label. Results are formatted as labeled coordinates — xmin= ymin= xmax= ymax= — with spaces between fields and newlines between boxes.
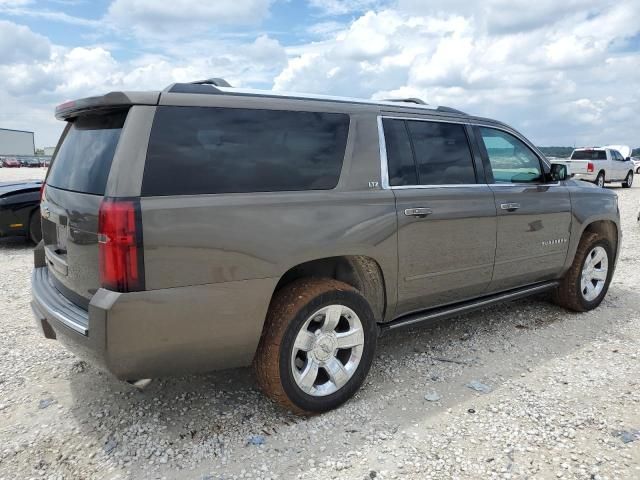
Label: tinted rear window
xmin=383 ymin=118 xmax=417 ymax=186
xmin=571 ymin=150 xmax=607 ymax=160
xmin=47 ymin=111 xmax=127 ymax=195
xmin=142 ymin=106 xmax=350 ymax=196
xmin=407 ymin=121 xmax=476 ymax=185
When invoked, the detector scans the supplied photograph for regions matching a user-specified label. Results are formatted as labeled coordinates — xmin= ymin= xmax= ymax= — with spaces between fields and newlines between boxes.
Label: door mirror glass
xmin=549 ymin=163 xmax=568 ymax=181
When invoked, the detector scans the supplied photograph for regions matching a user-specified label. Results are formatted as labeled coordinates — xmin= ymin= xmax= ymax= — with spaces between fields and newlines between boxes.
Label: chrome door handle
xmin=500 ymin=203 xmax=521 ymax=211
xmin=404 ymin=207 xmax=433 ymax=217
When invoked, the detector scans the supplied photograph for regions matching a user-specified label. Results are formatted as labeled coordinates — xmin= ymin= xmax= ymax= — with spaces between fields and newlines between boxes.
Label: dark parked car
xmin=21 ymin=157 xmax=42 ymax=168
xmin=2 ymin=157 xmax=20 ymax=168
xmin=0 ymin=180 xmax=42 ymax=243
xmin=32 ymin=79 xmax=620 ymax=414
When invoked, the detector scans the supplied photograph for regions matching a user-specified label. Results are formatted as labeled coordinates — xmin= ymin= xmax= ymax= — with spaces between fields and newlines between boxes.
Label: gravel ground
xmin=0 ymin=167 xmax=638 ymax=480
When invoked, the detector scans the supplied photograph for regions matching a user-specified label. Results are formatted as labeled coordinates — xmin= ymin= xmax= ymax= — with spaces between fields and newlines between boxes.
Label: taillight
xmin=98 ymin=198 xmax=145 ymax=292
xmin=587 ymin=162 xmax=594 ymax=173
xmin=39 ymin=183 xmax=45 ymax=202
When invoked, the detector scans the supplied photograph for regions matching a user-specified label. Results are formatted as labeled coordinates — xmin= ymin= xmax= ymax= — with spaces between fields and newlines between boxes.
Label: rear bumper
xmin=31 ymin=266 xmax=277 ymax=379
xmin=573 ymin=173 xmax=598 ymax=182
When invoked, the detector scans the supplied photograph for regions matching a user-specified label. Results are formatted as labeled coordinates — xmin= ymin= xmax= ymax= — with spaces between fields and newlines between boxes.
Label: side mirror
xmin=549 ymin=163 xmax=568 ymax=182
xmin=626 ymin=157 xmax=631 ymax=161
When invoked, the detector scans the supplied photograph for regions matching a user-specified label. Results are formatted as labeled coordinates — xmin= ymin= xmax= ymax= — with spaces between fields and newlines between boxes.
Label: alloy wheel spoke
xmin=325 ymin=357 xmax=350 ymax=389
xmin=591 ymin=250 xmax=606 ymax=267
xmin=591 ymin=269 xmax=607 ymax=281
xmin=335 ymin=328 xmax=364 ymax=349
xmin=322 ymin=305 xmax=342 ymax=332
xmin=297 ymin=360 xmax=319 ymax=393
xmin=584 ymin=282 xmax=595 ymax=298
xmin=293 ymin=330 xmax=316 ymax=352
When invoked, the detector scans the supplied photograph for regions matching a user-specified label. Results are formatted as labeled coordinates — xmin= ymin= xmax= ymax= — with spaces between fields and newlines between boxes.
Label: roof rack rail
xmin=383 ymin=97 xmax=427 ymax=105
xmin=436 ymin=106 xmax=467 ymax=115
xmin=190 ymin=78 xmax=232 ymax=87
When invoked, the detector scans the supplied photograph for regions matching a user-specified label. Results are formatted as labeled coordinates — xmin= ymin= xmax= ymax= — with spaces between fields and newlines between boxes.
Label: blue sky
xmin=0 ymin=0 xmax=639 ymax=148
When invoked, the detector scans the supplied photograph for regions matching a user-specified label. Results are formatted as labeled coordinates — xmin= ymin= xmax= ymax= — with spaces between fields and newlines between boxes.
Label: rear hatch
xmin=42 ymin=110 xmax=128 ymax=308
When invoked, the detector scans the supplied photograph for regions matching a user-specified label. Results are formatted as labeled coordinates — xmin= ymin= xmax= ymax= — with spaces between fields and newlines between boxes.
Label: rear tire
xmin=595 ymin=172 xmax=605 ymax=188
xmin=552 ymin=232 xmax=613 ymax=312
xmin=28 ymin=209 xmax=42 ymax=244
xmin=254 ymin=278 xmax=377 ymax=415
xmin=622 ymin=171 xmax=633 ymax=188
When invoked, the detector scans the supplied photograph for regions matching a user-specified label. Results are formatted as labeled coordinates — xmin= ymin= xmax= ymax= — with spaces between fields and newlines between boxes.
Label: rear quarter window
xmin=142 ymin=106 xmax=350 ymax=196
xmin=46 ymin=111 xmax=127 ymax=195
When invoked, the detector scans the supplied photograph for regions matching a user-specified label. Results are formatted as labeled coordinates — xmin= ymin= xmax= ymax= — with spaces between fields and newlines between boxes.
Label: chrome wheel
xmin=626 ymin=172 xmax=633 ymax=187
xmin=291 ymin=304 xmax=364 ymax=397
xmin=596 ymin=174 xmax=605 ymax=188
xmin=580 ymin=246 xmax=608 ymax=301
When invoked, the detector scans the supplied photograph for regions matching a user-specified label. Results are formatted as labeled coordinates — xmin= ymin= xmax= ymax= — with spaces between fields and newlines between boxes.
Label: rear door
xmin=381 ymin=117 xmax=497 ymax=315
xmin=41 ymin=110 xmax=128 ymax=307
xmin=474 ymin=126 xmax=572 ymax=292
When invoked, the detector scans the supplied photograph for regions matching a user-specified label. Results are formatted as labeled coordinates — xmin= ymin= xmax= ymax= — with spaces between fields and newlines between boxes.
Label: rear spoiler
xmin=55 ymin=91 xmax=160 ymax=120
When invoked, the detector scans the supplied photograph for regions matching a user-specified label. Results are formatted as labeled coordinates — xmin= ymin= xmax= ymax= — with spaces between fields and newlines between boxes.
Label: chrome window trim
xmin=377 ymin=116 xmax=391 ymax=189
xmin=377 ymin=115 xmax=557 ymax=190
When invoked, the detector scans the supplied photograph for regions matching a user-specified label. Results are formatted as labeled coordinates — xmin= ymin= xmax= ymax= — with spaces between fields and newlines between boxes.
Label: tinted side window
xmin=382 ymin=118 xmax=417 ymax=186
xmin=406 ymin=121 xmax=476 ymax=185
xmin=479 ymin=127 xmax=542 ymax=183
xmin=47 ymin=111 xmax=127 ymax=195
xmin=142 ymin=107 xmax=350 ymax=196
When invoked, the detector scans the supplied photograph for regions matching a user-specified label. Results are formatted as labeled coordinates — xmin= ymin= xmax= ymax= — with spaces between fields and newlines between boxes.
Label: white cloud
xmin=1 ymin=0 xmax=639 ymax=150
xmin=0 ymin=0 xmax=32 ymax=5
xmin=0 ymin=20 xmax=50 ymax=64
xmin=0 ymin=29 xmax=286 ymax=146
xmin=309 ymin=0 xmax=386 ymax=16
xmin=275 ymin=2 xmax=640 ymax=146
xmin=106 ymin=0 xmax=273 ymax=38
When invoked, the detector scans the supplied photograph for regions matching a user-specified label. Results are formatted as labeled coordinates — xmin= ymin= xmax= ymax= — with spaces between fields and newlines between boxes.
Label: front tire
xmin=622 ymin=171 xmax=633 ymax=188
xmin=552 ymin=232 xmax=613 ymax=312
xmin=254 ymin=278 xmax=377 ymax=415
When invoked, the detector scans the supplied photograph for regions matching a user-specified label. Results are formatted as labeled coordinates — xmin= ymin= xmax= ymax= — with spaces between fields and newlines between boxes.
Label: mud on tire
xmin=552 ymin=232 xmax=614 ymax=312
xmin=253 ymin=278 xmax=377 ymax=415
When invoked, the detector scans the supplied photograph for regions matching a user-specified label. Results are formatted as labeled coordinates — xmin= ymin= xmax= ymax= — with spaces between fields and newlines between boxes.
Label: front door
xmin=381 ymin=117 xmax=497 ymax=316
xmin=611 ymin=150 xmax=628 ymax=181
xmin=474 ymin=126 xmax=572 ymax=292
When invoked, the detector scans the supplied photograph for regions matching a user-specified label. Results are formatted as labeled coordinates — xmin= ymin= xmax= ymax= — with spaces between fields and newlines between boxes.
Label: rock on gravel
xmin=424 ymin=392 xmax=441 ymax=402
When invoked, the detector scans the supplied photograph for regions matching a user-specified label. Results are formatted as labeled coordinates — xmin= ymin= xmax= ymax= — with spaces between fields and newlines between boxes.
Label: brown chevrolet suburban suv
xmin=32 ymin=79 xmax=621 ymax=414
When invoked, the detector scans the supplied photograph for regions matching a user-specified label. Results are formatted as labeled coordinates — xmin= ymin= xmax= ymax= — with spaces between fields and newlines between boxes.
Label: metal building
xmin=0 ymin=128 xmax=35 ymax=156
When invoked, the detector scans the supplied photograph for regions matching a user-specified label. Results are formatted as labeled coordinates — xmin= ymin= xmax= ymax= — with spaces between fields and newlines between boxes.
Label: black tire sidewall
xmin=596 ymin=173 xmax=604 ymax=187
xmin=29 ymin=209 xmax=42 ymax=244
xmin=277 ymin=288 xmax=377 ymax=413
xmin=574 ymin=238 xmax=613 ymax=310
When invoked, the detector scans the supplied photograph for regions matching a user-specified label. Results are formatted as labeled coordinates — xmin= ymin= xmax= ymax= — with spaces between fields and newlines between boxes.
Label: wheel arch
xmin=563 ymin=219 xmax=620 ymax=276
xmin=582 ymin=219 xmax=618 ymax=254
xmin=272 ymin=255 xmax=388 ymax=324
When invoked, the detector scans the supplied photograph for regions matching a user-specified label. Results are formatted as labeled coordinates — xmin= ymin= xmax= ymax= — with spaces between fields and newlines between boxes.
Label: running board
xmin=380 ymin=281 xmax=559 ymax=333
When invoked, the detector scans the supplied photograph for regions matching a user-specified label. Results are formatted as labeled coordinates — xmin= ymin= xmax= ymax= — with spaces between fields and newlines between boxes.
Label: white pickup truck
xmin=560 ymin=146 xmax=634 ymax=188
